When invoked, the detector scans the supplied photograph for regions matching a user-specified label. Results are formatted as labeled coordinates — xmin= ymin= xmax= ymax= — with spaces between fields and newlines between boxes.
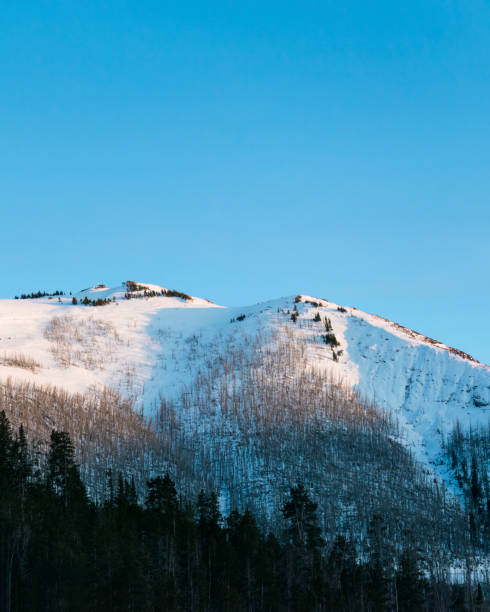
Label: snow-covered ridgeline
xmin=0 ymin=283 xmax=488 ymax=484
xmin=291 ymin=296 xmax=489 ymax=476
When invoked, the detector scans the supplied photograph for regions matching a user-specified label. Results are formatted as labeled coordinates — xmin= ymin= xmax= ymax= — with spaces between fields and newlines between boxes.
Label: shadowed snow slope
xmin=0 ymin=284 xmax=488 ymax=483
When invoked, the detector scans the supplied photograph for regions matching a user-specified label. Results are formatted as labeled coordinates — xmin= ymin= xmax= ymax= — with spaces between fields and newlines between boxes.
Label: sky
xmin=1 ymin=1 xmax=489 ymax=363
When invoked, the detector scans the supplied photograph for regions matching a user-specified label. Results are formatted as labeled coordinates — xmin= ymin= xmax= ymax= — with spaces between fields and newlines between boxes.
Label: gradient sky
xmin=1 ymin=1 xmax=489 ymax=363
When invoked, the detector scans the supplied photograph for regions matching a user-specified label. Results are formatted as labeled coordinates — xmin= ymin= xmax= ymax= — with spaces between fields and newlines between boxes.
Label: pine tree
xmin=367 ymin=514 xmax=392 ymax=611
xmin=145 ymin=473 xmax=179 ymax=581
xmin=368 ymin=554 xmax=390 ymax=611
xmin=396 ymin=547 xmax=425 ymax=611
xmin=197 ymin=491 xmax=224 ymax=608
xmin=282 ymin=483 xmax=323 ymax=551
xmin=282 ymin=484 xmax=323 ymax=607
xmin=227 ymin=509 xmax=261 ymax=608
xmin=12 ymin=424 xmax=31 ymax=495
xmin=0 ymin=411 xmax=15 ymax=612
xmin=325 ymin=536 xmax=359 ymax=610
xmin=0 ymin=410 xmax=13 ymax=478
xmin=47 ymin=430 xmax=87 ymax=512
xmin=146 ymin=473 xmax=178 ymax=516
xmin=197 ymin=490 xmax=221 ymax=535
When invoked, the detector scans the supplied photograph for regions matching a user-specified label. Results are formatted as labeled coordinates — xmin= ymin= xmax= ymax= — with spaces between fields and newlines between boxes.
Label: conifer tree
xmin=396 ymin=546 xmax=425 ymax=611
xmin=0 ymin=411 xmax=15 ymax=612
xmin=47 ymin=430 xmax=87 ymax=512
xmin=367 ymin=514 xmax=392 ymax=611
xmin=146 ymin=473 xmax=178 ymax=516
xmin=282 ymin=484 xmax=323 ymax=607
xmin=282 ymin=483 xmax=323 ymax=551
xmin=12 ymin=424 xmax=31 ymax=496
xmin=0 ymin=410 xmax=13 ymax=478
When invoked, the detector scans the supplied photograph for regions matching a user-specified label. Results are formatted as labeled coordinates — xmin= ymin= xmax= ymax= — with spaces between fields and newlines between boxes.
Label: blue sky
xmin=1 ymin=1 xmax=489 ymax=362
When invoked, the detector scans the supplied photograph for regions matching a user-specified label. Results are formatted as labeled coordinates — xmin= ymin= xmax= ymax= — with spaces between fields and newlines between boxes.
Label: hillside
xmin=1 ymin=283 xmax=488 ymax=481
xmin=1 ymin=282 xmax=489 ymax=571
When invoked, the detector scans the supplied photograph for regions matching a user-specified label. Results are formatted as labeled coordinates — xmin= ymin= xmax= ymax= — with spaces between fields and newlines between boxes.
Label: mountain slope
xmin=0 ymin=283 xmax=488 ymax=489
xmin=293 ymin=295 xmax=489 ymax=473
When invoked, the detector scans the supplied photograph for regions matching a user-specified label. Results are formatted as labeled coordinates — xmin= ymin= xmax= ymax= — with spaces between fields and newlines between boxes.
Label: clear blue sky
xmin=1 ymin=1 xmax=489 ymax=363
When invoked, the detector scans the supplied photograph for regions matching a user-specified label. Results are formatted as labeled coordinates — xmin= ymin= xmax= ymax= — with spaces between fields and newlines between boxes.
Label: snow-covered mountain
xmin=0 ymin=282 xmax=488 ymax=487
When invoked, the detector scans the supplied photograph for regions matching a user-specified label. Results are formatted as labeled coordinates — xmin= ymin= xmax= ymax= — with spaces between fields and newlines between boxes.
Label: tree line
xmin=0 ymin=411 xmax=486 ymax=611
xmin=444 ymin=422 xmax=490 ymax=551
xmin=14 ymin=290 xmax=65 ymax=300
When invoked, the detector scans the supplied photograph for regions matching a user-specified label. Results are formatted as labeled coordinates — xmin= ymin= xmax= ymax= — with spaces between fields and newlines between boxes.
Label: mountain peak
xmin=295 ymin=294 xmax=486 ymax=368
xmin=73 ymin=280 xmax=199 ymax=303
xmin=0 ymin=288 xmax=488 ymax=492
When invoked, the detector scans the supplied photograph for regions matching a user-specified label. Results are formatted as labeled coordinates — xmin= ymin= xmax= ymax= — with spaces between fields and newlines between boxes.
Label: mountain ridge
xmin=1 ymin=281 xmax=488 ymax=491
